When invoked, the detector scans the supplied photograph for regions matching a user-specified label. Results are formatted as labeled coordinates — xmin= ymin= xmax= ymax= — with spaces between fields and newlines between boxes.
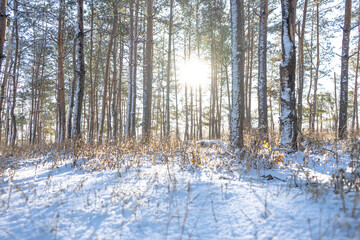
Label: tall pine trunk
xmin=142 ymin=0 xmax=153 ymax=142
xmin=257 ymin=0 xmax=268 ymax=140
xmin=0 ymin=26 xmax=13 ymax=144
xmin=338 ymin=0 xmax=352 ymax=139
xmin=311 ymin=2 xmax=320 ymax=132
xmin=0 ymin=0 xmax=7 ymax=72
xmin=111 ymin=29 xmax=118 ymax=140
xmin=67 ymin=37 xmax=77 ymax=139
xmin=165 ymin=0 xmax=173 ymax=138
xmin=88 ymin=0 xmax=95 ymax=142
xmin=230 ymin=0 xmax=245 ymax=149
xmin=72 ymin=0 xmax=85 ymax=143
xmin=117 ymin=42 xmax=124 ymax=140
xmin=125 ymin=0 xmax=138 ymax=139
xmin=297 ymin=0 xmax=308 ymax=134
xmin=352 ymin=1 xmax=360 ymax=133
xmin=130 ymin=0 xmax=139 ymax=138
xmin=334 ymin=72 xmax=338 ymax=136
xmin=10 ymin=1 xmax=19 ymax=146
xmin=280 ymin=0 xmax=297 ymax=151
xmin=173 ymin=38 xmax=179 ymax=139
xmin=57 ymin=0 xmax=66 ymax=143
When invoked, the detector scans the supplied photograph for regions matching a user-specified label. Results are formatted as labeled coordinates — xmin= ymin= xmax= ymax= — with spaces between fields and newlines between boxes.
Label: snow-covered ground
xmin=0 ymin=142 xmax=359 ymax=239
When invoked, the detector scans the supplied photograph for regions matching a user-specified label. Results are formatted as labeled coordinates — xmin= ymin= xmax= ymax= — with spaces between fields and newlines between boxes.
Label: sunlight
xmin=179 ymin=59 xmax=211 ymax=87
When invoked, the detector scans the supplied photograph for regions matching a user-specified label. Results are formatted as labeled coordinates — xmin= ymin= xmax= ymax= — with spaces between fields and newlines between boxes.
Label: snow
xmin=280 ymin=83 xmax=296 ymax=148
xmin=1 ymin=143 xmax=360 ymax=239
xmin=197 ymin=139 xmax=229 ymax=147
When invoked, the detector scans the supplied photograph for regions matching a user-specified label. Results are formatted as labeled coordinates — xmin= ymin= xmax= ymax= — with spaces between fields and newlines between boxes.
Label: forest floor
xmin=0 ymin=140 xmax=360 ymax=239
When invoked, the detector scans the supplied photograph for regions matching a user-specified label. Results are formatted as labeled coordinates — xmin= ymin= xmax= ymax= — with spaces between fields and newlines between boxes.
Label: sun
xmin=179 ymin=59 xmax=210 ymax=87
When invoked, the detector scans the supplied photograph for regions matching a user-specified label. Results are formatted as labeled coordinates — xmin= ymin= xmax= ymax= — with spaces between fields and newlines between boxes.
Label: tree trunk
xmin=334 ymin=72 xmax=338 ymax=136
xmin=165 ymin=0 xmax=173 ymax=138
xmin=311 ymin=1 xmax=320 ymax=132
xmin=338 ymin=0 xmax=352 ymax=139
xmin=88 ymin=0 xmax=95 ymax=142
xmin=117 ymin=41 xmax=124 ymax=141
xmin=0 ymin=26 xmax=13 ymax=144
xmin=125 ymin=0 xmax=138 ymax=140
xmin=130 ymin=0 xmax=139 ymax=138
xmin=307 ymin=11 xmax=314 ymax=130
xmin=225 ymin=64 xmax=231 ymax=129
xmin=184 ymin=31 xmax=189 ymax=141
xmin=5 ymin=78 xmax=9 ymax=145
xmin=210 ymin=17 xmax=216 ymax=139
xmin=244 ymin=0 xmax=250 ymax=130
xmin=72 ymin=0 xmax=85 ymax=142
xmin=94 ymin=33 xmax=103 ymax=138
xmin=191 ymin=86 xmax=194 ymax=139
xmin=297 ymin=0 xmax=308 ymax=134
xmin=258 ymin=0 xmax=268 ymax=140
xmin=67 ymin=37 xmax=77 ymax=139
xmin=230 ymin=0 xmax=245 ymax=149
xmin=10 ymin=2 xmax=19 ymax=146
xmin=111 ymin=29 xmax=118 ymax=140
xmin=0 ymin=0 xmax=7 ymax=72
xmin=248 ymin=28 xmax=254 ymax=130
xmin=57 ymin=0 xmax=66 ymax=143
xmin=280 ymin=0 xmax=297 ymax=151
xmin=196 ymin=0 xmax=202 ymax=139
xmin=269 ymin=93 xmax=275 ymax=134
xmin=352 ymin=1 xmax=360 ymax=133
xmin=10 ymin=1 xmax=19 ymax=147
xmin=173 ymin=37 xmax=179 ymax=139
xmin=142 ymin=0 xmax=153 ymax=142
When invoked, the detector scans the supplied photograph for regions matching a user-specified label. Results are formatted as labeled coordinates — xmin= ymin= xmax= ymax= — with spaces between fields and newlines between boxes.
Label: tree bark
xmin=307 ymin=11 xmax=314 ymax=130
xmin=352 ymin=1 xmax=360 ymax=133
xmin=248 ymin=28 xmax=254 ymax=130
xmin=0 ymin=0 xmax=7 ymax=72
xmin=297 ymin=0 xmax=308 ymax=134
xmin=311 ymin=1 xmax=320 ymax=132
xmin=258 ymin=0 xmax=268 ymax=140
xmin=173 ymin=38 xmax=179 ymax=139
xmin=210 ymin=20 xmax=216 ymax=139
xmin=280 ymin=0 xmax=297 ymax=151
xmin=67 ymin=37 xmax=77 ymax=139
xmin=334 ymin=72 xmax=338 ymax=136
xmin=117 ymin=41 xmax=124 ymax=141
xmin=111 ymin=27 xmax=118 ymax=140
xmin=142 ymin=0 xmax=153 ymax=142
xmin=72 ymin=0 xmax=85 ymax=143
xmin=0 ymin=25 xmax=12 ymax=144
xmin=88 ymin=0 xmax=95 ymax=142
xmin=230 ymin=0 xmax=245 ymax=149
xmin=165 ymin=0 xmax=173 ymax=138
xmin=57 ymin=0 xmax=66 ymax=143
xmin=10 ymin=0 xmax=19 ymax=146
xmin=338 ymin=0 xmax=352 ymax=139
xmin=196 ymin=0 xmax=202 ymax=139
xmin=125 ymin=0 xmax=138 ymax=140
xmin=130 ymin=0 xmax=139 ymax=138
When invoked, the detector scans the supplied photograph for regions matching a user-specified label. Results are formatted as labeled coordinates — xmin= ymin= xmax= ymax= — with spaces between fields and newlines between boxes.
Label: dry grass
xmin=1 ymin=134 xmax=360 ymax=207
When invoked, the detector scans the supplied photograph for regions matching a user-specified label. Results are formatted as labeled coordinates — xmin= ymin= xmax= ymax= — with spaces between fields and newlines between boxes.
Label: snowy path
xmin=0 ymin=153 xmax=359 ymax=240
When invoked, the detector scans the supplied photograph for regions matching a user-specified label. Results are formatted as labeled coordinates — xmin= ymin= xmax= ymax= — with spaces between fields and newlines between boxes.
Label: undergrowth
xmin=1 ymin=135 xmax=360 ymax=215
